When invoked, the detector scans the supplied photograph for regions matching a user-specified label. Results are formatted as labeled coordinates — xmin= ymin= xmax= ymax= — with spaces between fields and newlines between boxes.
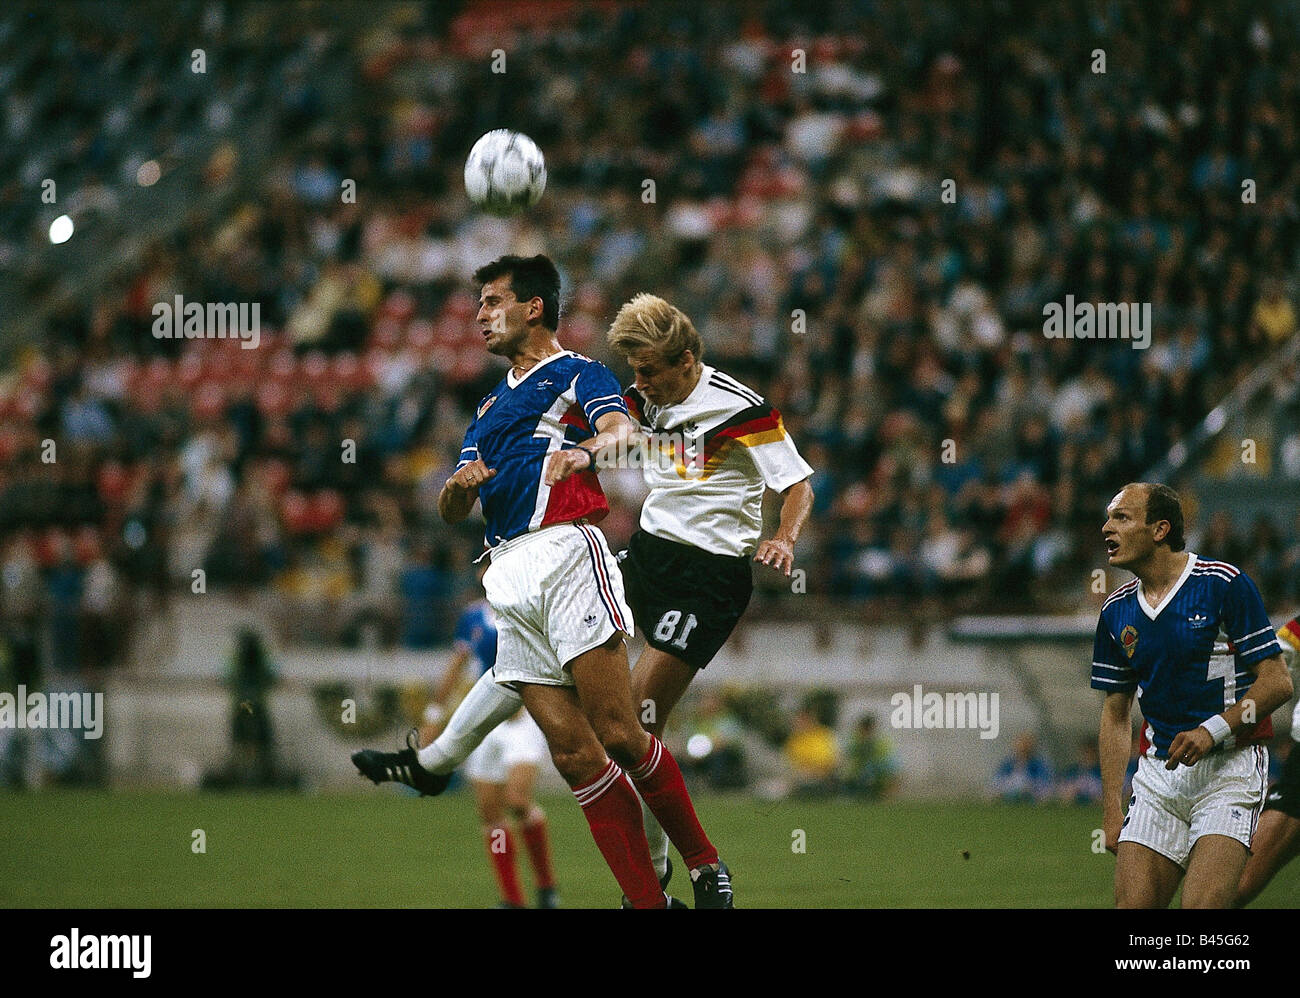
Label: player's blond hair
xmin=606 ymin=293 xmax=703 ymax=364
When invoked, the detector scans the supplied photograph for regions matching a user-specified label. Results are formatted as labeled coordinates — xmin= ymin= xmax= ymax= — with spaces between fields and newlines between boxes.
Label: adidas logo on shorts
xmin=584 ymin=613 xmax=598 ymax=627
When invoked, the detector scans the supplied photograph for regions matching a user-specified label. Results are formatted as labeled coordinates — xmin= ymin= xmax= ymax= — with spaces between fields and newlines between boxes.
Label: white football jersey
xmin=624 ymin=365 xmax=812 ymax=557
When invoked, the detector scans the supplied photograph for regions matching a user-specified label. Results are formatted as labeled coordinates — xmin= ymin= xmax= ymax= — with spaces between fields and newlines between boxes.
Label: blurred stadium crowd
xmin=2 ymin=1 xmax=1300 ymax=676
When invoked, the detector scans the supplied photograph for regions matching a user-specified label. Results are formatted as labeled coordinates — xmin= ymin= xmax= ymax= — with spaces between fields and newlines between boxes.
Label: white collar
xmin=1136 ymin=552 xmax=1197 ymax=620
xmin=507 ymin=350 xmax=570 ymax=389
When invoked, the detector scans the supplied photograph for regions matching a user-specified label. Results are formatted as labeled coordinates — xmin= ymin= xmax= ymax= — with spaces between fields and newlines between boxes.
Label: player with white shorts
xmin=464 ymin=711 xmax=548 ymax=785
xmin=354 ymin=254 xmax=732 ymax=909
xmin=1120 ymin=738 xmax=1269 ymax=866
xmin=1094 ymin=483 xmax=1292 ymax=908
xmin=417 ymin=594 xmax=558 ymax=908
xmin=482 ymin=521 xmax=634 ymax=689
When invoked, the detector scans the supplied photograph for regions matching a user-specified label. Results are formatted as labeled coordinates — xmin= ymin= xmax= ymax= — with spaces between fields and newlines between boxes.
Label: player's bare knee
xmin=506 ymin=803 xmax=529 ymax=822
xmin=599 ymin=723 xmax=650 ymax=769
xmin=504 ymin=792 xmax=530 ymax=817
xmin=549 ymin=744 xmax=604 ymax=785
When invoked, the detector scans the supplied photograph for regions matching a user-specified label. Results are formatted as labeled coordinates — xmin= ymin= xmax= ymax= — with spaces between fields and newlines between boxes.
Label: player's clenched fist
xmin=544 ymin=447 xmax=595 ymax=486
xmin=447 ymin=459 xmax=497 ymax=492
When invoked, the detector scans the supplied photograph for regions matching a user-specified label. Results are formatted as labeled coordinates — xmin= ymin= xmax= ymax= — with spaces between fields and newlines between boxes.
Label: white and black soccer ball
xmin=464 ymin=129 xmax=547 ymax=214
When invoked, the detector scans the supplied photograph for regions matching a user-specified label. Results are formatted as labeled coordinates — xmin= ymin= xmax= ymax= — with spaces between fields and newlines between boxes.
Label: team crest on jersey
xmin=477 ymin=395 xmax=498 ymax=418
xmin=1120 ymin=624 xmax=1139 ymax=658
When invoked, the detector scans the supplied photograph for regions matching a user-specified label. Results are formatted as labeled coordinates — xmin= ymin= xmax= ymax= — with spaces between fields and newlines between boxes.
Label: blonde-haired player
xmin=605 ymin=293 xmax=814 ymax=897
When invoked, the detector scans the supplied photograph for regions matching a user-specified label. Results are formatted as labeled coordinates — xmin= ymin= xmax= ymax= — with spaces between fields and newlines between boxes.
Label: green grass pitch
xmin=2 ymin=790 xmax=1296 ymax=907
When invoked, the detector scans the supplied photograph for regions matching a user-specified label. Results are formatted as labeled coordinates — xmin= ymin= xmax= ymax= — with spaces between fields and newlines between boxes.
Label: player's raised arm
xmin=755 ymin=477 xmax=813 ymax=576
xmin=544 ymin=410 xmax=634 ymax=485
xmin=1099 ymin=689 xmax=1135 ymax=853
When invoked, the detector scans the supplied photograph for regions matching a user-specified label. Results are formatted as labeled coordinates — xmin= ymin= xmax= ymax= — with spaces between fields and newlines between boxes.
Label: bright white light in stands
xmin=137 ymin=160 xmax=161 ymax=186
xmin=1204 ymin=407 xmax=1225 ymax=434
xmin=49 ymin=215 xmax=74 ymax=244
xmin=686 ymin=734 xmax=714 ymax=759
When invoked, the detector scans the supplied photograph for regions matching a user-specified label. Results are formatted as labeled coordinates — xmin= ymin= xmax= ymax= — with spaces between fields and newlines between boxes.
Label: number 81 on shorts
xmin=653 ymin=610 xmax=698 ymax=650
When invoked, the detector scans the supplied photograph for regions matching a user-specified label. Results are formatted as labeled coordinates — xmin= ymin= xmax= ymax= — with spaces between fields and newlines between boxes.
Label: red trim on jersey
xmin=1236 ymin=715 xmax=1274 ymax=746
xmin=540 ymin=474 xmax=609 ymax=527
xmin=698 ymin=412 xmax=782 ymax=466
xmin=704 ymin=411 xmax=780 ymax=446
xmin=559 ymin=402 xmax=588 ymax=429
xmin=538 ymin=404 xmax=609 ymax=527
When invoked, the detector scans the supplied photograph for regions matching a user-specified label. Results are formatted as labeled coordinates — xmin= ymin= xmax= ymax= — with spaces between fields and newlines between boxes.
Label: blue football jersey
xmin=453 ymin=600 xmax=498 ymax=676
xmin=1091 ymin=554 xmax=1283 ymax=758
xmin=458 ymin=351 xmax=627 ymax=548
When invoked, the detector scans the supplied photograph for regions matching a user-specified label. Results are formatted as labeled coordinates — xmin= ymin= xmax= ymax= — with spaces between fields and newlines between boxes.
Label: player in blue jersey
xmin=1093 ymin=483 xmax=1293 ymax=908
xmin=420 ymin=597 xmax=557 ymax=908
xmin=354 ymin=255 xmax=731 ymax=909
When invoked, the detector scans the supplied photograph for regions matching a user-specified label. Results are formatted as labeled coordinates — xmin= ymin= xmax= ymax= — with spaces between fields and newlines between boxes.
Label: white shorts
xmin=463 ymin=708 xmax=548 ymax=784
xmin=1120 ymin=744 xmax=1269 ymax=868
xmin=483 ymin=522 xmax=634 ymax=687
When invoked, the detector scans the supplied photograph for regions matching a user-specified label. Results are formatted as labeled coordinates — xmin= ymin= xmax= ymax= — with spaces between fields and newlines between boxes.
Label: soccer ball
xmin=464 ymin=129 xmax=547 ymax=214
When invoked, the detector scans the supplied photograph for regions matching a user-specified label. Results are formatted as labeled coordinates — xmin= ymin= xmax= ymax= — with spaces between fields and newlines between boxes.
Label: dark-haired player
xmin=605 ymin=293 xmax=814 ymax=889
xmin=354 ymin=255 xmax=731 ymax=909
xmin=1234 ymin=614 xmax=1300 ymax=906
xmin=1093 ymin=483 xmax=1293 ymax=908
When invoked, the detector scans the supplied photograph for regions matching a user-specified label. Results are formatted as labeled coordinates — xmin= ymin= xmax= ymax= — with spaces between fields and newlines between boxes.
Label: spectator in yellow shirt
xmin=785 ymin=707 xmax=840 ymax=798
xmin=1251 ymin=278 xmax=1297 ymax=346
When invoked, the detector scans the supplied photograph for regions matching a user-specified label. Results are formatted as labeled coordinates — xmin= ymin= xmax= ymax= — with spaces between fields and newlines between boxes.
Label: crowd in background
xmin=2 ymin=1 xmax=1300 ymax=681
xmin=990 ymin=729 xmax=1294 ymax=805
xmin=673 ymin=687 xmax=901 ymax=800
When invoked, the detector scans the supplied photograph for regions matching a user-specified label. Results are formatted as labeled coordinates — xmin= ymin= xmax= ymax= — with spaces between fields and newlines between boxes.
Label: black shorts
xmin=1262 ymin=743 xmax=1300 ymax=820
xmin=618 ymin=530 xmax=753 ymax=669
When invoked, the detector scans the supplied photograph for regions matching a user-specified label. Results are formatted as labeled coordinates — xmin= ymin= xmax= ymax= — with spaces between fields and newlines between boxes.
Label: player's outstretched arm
xmin=755 ymin=477 xmax=814 ymax=576
xmin=544 ymin=410 xmax=635 ymax=485
xmin=439 ymin=459 xmax=495 ymax=523
xmin=1099 ymin=690 xmax=1134 ymax=853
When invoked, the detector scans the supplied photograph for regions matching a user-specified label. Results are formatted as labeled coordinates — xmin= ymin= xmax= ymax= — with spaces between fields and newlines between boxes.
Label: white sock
xmin=641 ymin=797 xmax=670 ymax=881
xmin=417 ymin=669 xmax=521 ymax=773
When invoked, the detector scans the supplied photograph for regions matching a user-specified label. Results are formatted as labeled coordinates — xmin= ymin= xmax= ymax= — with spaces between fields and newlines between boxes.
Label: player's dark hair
xmin=473 ymin=254 xmax=561 ymax=330
xmin=1143 ymin=483 xmax=1185 ymax=551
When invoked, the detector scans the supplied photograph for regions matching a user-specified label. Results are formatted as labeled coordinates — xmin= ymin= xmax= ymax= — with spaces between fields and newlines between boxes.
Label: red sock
xmin=521 ymin=811 xmax=556 ymax=890
xmin=485 ymin=825 xmax=525 ymax=907
xmin=627 ymin=735 xmax=718 ymax=870
xmin=573 ymin=759 xmax=664 ymax=909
